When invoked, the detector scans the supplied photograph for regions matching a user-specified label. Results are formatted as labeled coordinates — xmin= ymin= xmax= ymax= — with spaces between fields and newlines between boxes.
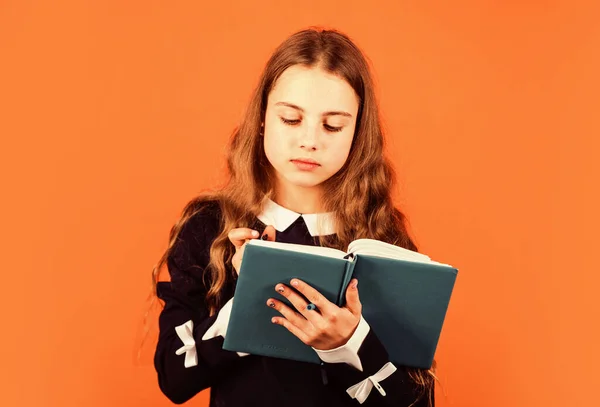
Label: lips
xmin=290 ymin=158 xmax=320 ymax=171
xmin=291 ymin=158 xmax=320 ymax=165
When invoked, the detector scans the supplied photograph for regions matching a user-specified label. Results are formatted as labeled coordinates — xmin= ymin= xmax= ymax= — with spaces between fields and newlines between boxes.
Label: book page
xmin=347 ymin=239 xmax=453 ymax=267
xmin=247 ymin=239 xmax=350 ymax=260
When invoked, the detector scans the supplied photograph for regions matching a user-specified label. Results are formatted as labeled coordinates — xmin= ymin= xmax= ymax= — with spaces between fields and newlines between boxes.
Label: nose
xmin=299 ymin=123 xmax=319 ymax=151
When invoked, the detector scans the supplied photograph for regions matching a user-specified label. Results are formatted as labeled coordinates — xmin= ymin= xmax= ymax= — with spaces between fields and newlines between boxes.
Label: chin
xmin=283 ymin=173 xmax=327 ymax=188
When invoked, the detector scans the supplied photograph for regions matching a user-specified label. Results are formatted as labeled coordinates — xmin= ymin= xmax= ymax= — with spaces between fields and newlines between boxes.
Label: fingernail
xmin=291 ymin=279 xmax=299 ymax=287
xmin=276 ymin=285 xmax=284 ymax=293
xmin=352 ymin=279 xmax=358 ymax=289
xmin=262 ymin=234 xmax=269 ymax=240
xmin=252 ymin=230 xmax=259 ymax=237
xmin=271 ymin=317 xmax=278 ymax=324
xmin=268 ymin=301 xmax=275 ymax=307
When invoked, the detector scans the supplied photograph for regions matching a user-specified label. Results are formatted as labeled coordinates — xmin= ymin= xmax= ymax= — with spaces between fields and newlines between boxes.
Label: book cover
xmin=223 ymin=240 xmax=457 ymax=368
xmin=223 ymin=242 xmax=352 ymax=363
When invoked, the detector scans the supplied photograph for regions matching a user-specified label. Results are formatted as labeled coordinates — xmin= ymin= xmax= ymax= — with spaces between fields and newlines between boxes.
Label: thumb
xmin=261 ymin=225 xmax=277 ymax=242
xmin=344 ymin=279 xmax=361 ymax=316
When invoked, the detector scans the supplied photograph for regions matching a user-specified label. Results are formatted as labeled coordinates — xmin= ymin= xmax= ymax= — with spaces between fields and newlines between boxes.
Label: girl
xmin=152 ymin=27 xmax=437 ymax=406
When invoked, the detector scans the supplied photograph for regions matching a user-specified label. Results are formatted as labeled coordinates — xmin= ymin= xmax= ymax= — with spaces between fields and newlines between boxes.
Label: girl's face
xmin=263 ymin=65 xmax=359 ymax=194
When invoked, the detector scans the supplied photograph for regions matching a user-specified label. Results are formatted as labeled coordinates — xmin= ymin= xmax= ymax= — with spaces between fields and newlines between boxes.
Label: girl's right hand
xmin=228 ymin=225 xmax=276 ymax=275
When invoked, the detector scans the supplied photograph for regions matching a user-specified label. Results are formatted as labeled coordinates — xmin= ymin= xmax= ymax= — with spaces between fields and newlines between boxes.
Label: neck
xmin=273 ymin=184 xmax=325 ymax=214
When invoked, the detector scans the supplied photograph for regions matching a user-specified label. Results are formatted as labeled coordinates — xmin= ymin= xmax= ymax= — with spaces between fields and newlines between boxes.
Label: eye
xmin=280 ymin=117 xmax=300 ymax=126
xmin=324 ymin=124 xmax=343 ymax=133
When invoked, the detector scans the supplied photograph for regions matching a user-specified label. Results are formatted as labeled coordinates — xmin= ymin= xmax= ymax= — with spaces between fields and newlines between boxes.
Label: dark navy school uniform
xmin=154 ymin=199 xmax=433 ymax=406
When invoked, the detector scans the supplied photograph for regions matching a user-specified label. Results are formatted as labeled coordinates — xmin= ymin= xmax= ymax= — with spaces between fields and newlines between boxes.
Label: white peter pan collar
xmin=257 ymin=198 xmax=336 ymax=237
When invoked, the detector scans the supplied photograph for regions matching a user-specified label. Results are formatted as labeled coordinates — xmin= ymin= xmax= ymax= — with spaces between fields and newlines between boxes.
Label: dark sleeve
xmin=323 ymin=329 xmax=434 ymax=406
xmin=153 ymin=201 xmax=242 ymax=404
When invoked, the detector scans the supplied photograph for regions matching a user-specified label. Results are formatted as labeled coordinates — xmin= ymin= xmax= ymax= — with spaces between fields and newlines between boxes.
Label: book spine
xmin=337 ymin=256 xmax=357 ymax=306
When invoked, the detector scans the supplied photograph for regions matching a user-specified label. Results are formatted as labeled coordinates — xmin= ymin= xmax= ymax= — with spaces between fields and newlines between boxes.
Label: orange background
xmin=1 ymin=1 xmax=598 ymax=406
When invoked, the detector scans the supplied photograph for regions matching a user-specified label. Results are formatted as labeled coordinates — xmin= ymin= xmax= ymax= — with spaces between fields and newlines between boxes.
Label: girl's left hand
xmin=267 ymin=278 xmax=361 ymax=351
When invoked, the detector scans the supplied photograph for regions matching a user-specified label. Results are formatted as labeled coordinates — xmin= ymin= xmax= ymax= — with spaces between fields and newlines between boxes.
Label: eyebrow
xmin=274 ymin=101 xmax=353 ymax=118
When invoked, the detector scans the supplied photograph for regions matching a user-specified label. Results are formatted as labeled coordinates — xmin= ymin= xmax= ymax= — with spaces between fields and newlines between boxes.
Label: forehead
xmin=268 ymin=65 xmax=359 ymax=114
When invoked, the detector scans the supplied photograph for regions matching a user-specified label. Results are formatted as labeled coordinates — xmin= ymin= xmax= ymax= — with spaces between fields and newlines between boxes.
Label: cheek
xmin=263 ymin=130 xmax=287 ymax=164
xmin=263 ymin=121 xmax=295 ymax=155
xmin=263 ymin=134 xmax=276 ymax=163
xmin=326 ymin=132 xmax=354 ymax=169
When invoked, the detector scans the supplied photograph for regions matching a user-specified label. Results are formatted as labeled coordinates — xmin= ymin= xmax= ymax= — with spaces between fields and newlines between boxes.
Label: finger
xmin=232 ymin=246 xmax=244 ymax=274
xmin=274 ymin=283 xmax=322 ymax=325
xmin=232 ymin=251 xmax=240 ymax=271
xmin=271 ymin=315 xmax=311 ymax=345
xmin=228 ymin=228 xmax=260 ymax=248
xmin=266 ymin=298 xmax=312 ymax=332
xmin=344 ymin=278 xmax=362 ymax=316
xmin=288 ymin=279 xmax=335 ymax=314
xmin=260 ymin=225 xmax=277 ymax=242
xmin=231 ymin=235 xmax=251 ymax=275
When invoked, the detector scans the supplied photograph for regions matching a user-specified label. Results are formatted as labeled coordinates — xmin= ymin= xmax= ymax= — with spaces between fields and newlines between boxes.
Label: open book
xmin=223 ymin=238 xmax=458 ymax=369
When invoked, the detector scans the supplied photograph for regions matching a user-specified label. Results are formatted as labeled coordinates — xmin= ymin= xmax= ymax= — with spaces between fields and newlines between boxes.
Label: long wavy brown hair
xmin=149 ymin=26 xmax=437 ymax=406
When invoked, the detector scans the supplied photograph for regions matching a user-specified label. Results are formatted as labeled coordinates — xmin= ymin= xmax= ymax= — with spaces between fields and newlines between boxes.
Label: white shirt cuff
xmin=201 ymin=297 xmax=249 ymax=357
xmin=313 ymin=315 xmax=370 ymax=371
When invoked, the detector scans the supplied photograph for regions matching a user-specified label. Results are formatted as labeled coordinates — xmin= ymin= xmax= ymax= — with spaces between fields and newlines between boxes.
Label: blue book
xmin=222 ymin=239 xmax=458 ymax=369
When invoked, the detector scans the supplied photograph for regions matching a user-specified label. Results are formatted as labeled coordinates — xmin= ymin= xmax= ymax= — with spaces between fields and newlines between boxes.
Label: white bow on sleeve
xmin=346 ymin=362 xmax=397 ymax=404
xmin=175 ymin=320 xmax=198 ymax=368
